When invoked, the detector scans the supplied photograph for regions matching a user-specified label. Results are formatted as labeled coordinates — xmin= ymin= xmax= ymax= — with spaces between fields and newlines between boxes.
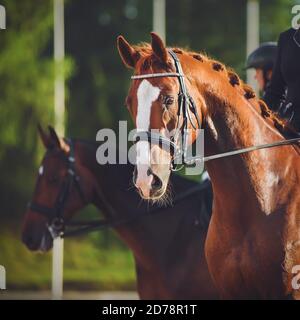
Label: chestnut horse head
xmin=22 ymin=126 xmax=94 ymax=251
xmin=117 ymin=32 xmax=204 ymax=200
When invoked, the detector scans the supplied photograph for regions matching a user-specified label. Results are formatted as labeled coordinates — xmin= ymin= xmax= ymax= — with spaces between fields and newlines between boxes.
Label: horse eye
xmin=164 ymin=96 xmax=175 ymax=106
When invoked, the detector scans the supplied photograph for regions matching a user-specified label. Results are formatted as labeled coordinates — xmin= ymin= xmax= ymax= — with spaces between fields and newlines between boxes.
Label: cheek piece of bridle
xmin=27 ymin=139 xmax=87 ymax=239
xmin=131 ymin=50 xmax=202 ymax=171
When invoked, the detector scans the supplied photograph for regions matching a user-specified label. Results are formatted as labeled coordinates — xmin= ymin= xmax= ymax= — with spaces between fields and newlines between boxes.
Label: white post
xmin=0 ymin=5 xmax=6 ymax=30
xmin=54 ymin=0 xmax=65 ymax=137
xmin=246 ymin=0 xmax=259 ymax=93
xmin=52 ymin=238 xmax=64 ymax=299
xmin=153 ymin=0 xmax=166 ymax=43
xmin=52 ymin=0 xmax=65 ymax=300
xmin=0 ymin=265 xmax=6 ymax=290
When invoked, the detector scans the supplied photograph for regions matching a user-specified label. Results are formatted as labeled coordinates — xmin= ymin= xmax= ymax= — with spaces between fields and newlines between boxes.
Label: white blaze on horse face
xmin=135 ymin=80 xmax=160 ymax=197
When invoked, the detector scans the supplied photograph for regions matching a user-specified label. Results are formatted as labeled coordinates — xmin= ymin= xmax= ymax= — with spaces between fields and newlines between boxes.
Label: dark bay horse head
xmin=22 ymin=126 xmax=95 ymax=252
xmin=117 ymin=33 xmax=205 ymax=201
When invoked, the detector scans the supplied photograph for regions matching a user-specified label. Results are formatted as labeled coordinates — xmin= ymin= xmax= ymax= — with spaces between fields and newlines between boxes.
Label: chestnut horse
xmin=117 ymin=32 xmax=300 ymax=299
xmin=22 ymin=126 xmax=217 ymax=299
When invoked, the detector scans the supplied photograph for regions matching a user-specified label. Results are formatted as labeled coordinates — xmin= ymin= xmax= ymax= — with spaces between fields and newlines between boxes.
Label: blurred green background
xmin=0 ymin=0 xmax=296 ymax=291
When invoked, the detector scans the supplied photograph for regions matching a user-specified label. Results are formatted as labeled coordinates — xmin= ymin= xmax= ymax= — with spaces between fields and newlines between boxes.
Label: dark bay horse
xmin=117 ymin=32 xmax=300 ymax=299
xmin=22 ymin=126 xmax=217 ymax=299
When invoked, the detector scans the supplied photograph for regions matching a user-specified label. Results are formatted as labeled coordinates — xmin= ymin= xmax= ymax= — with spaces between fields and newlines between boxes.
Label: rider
xmin=245 ymin=42 xmax=277 ymax=95
xmin=264 ymin=27 xmax=300 ymax=131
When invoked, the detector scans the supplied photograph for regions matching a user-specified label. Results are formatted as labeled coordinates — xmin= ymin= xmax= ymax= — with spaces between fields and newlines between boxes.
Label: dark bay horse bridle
xmin=27 ymin=139 xmax=130 ymax=239
xmin=28 ymin=139 xmax=88 ymax=239
xmin=130 ymin=50 xmax=300 ymax=169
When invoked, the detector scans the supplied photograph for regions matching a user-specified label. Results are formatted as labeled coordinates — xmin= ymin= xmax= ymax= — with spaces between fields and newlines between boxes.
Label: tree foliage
xmin=0 ymin=1 xmax=55 ymax=216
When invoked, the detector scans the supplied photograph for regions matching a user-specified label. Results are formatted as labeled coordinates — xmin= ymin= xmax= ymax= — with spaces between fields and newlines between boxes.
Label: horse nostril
xmin=151 ymin=173 xmax=163 ymax=190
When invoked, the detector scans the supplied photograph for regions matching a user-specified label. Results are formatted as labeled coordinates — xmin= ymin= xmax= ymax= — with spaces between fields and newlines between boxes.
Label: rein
xmin=185 ymin=137 xmax=300 ymax=165
xmin=63 ymin=180 xmax=210 ymax=238
xmin=130 ymin=50 xmax=300 ymax=169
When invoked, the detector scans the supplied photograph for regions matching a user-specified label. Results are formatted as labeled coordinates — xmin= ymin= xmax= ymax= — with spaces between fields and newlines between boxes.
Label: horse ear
xmin=117 ymin=35 xmax=140 ymax=68
xmin=48 ymin=126 xmax=70 ymax=153
xmin=37 ymin=124 xmax=53 ymax=149
xmin=150 ymin=32 xmax=168 ymax=64
xmin=48 ymin=126 xmax=61 ymax=148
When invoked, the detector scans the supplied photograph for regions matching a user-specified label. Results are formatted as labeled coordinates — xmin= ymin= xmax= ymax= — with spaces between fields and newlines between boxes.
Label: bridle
xmin=28 ymin=139 xmax=87 ymax=239
xmin=131 ymin=50 xmax=202 ymax=171
xmin=130 ymin=50 xmax=300 ymax=169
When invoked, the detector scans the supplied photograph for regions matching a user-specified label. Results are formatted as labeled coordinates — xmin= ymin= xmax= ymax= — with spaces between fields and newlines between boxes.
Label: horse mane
xmin=133 ymin=43 xmax=294 ymax=136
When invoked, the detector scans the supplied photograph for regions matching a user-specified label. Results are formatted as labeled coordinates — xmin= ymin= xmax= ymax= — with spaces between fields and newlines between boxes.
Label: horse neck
xmin=74 ymin=140 xmax=181 ymax=266
xmin=191 ymin=66 xmax=292 ymax=218
xmin=74 ymin=140 xmax=131 ymax=216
